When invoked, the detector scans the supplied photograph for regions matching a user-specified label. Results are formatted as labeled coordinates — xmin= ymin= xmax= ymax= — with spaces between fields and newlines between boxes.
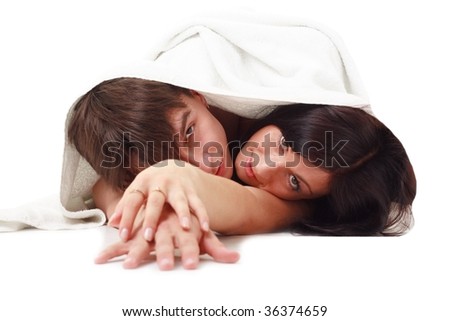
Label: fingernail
xmin=202 ymin=221 xmax=209 ymax=231
xmin=123 ymin=257 xmax=135 ymax=268
xmin=181 ymin=217 xmax=190 ymax=228
xmin=159 ymin=258 xmax=173 ymax=270
xmin=144 ymin=227 xmax=153 ymax=241
xmin=94 ymin=253 xmax=105 ymax=264
xmin=184 ymin=258 xmax=197 ymax=269
xmin=120 ymin=228 xmax=129 ymax=241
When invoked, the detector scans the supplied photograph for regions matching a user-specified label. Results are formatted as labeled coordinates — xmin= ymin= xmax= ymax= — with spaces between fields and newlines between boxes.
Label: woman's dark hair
xmin=249 ymin=104 xmax=416 ymax=236
xmin=67 ymin=77 xmax=192 ymax=191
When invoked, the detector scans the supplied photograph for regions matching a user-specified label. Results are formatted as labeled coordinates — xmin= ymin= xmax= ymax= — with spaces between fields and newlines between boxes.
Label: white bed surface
xmin=1 ymin=226 xmax=446 ymax=321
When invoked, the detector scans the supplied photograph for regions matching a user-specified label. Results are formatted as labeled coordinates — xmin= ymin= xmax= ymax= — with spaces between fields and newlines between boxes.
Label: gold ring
xmin=130 ymin=188 xmax=147 ymax=200
xmin=152 ymin=186 xmax=167 ymax=198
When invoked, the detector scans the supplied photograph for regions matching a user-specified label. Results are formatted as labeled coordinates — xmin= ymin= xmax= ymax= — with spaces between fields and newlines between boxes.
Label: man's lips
xmin=214 ymin=160 xmax=225 ymax=176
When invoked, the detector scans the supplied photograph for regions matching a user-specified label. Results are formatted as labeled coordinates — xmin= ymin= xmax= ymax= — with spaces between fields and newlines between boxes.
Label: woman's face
xmin=235 ymin=125 xmax=331 ymax=200
xmin=169 ymin=92 xmax=233 ymax=179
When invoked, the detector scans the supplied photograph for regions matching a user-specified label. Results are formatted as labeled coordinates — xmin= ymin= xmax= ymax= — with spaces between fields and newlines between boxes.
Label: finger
xmin=142 ymin=191 xmax=166 ymax=241
xmin=112 ymin=196 xmax=125 ymax=223
xmin=107 ymin=211 xmax=122 ymax=228
xmin=154 ymin=226 xmax=175 ymax=271
xmin=166 ymin=191 xmax=192 ymax=230
xmin=201 ymin=232 xmax=240 ymax=264
xmin=95 ymin=242 xmax=129 ymax=264
xmin=118 ymin=192 xmax=147 ymax=241
xmin=186 ymin=194 xmax=209 ymax=232
xmin=176 ymin=230 xmax=200 ymax=270
xmin=123 ymin=238 xmax=155 ymax=269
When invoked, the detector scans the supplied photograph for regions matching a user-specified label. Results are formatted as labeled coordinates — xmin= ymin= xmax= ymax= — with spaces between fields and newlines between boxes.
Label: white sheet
xmin=1 ymin=9 xmax=373 ymax=231
xmin=58 ymin=10 xmax=373 ymax=229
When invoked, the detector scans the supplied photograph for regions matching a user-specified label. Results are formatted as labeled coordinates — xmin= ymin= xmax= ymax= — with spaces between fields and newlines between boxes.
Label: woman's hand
xmin=113 ymin=160 xmax=210 ymax=242
xmin=96 ymin=205 xmax=239 ymax=270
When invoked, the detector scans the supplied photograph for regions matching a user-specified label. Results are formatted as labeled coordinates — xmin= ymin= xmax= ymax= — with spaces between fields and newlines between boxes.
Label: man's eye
xmin=185 ymin=125 xmax=194 ymax=139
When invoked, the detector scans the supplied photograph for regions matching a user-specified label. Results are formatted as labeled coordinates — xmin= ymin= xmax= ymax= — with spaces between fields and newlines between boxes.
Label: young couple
xmin=68 ymin=77 xmax=416 ymax=270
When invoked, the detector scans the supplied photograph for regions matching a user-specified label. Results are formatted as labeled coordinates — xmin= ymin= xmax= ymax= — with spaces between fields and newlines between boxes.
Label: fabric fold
xmin=0 ymin=195 xmax=105 ymax=232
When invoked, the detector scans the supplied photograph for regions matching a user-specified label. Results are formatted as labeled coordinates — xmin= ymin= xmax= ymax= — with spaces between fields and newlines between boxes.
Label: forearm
xmin=162 ymin=161 xmax=308 ymax=235
xmin=194 ymin=170 xmax=306 ymax=234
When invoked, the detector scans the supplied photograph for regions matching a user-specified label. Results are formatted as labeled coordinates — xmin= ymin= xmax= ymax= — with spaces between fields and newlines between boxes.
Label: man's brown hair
xmin=67 ymin=77 xmax=192 ymax=191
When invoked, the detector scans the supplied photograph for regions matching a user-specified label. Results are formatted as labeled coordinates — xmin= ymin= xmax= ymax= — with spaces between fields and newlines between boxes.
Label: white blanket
xmin=1 ymin=11 xmax=371 ymax=231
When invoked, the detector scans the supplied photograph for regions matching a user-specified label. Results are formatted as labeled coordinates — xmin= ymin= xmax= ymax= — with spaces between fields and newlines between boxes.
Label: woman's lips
xmin=244 ymin=157 xmax=256 ymax=179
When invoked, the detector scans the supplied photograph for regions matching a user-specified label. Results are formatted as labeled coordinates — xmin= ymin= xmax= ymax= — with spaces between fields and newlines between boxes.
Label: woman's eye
xmin=185 ymin=125 xmax=194 ymax=139
xmin=289 ymin=174 xmax=300 ymax=191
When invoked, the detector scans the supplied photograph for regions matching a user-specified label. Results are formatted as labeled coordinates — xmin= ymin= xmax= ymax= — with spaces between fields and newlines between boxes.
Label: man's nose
xmin=203 ymin=152 xmax=222 ymax=168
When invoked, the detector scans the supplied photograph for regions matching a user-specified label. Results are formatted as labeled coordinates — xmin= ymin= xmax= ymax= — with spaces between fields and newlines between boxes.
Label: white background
xmin=0 ymin=1 xmax=448 ymax=320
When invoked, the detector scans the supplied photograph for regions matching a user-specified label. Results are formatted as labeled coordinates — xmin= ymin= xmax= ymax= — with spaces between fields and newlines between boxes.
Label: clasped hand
xmin=96 ymin=160 xmax=239 ymax=270
xmin=115 ymin=159 xmax=210 ymax=243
